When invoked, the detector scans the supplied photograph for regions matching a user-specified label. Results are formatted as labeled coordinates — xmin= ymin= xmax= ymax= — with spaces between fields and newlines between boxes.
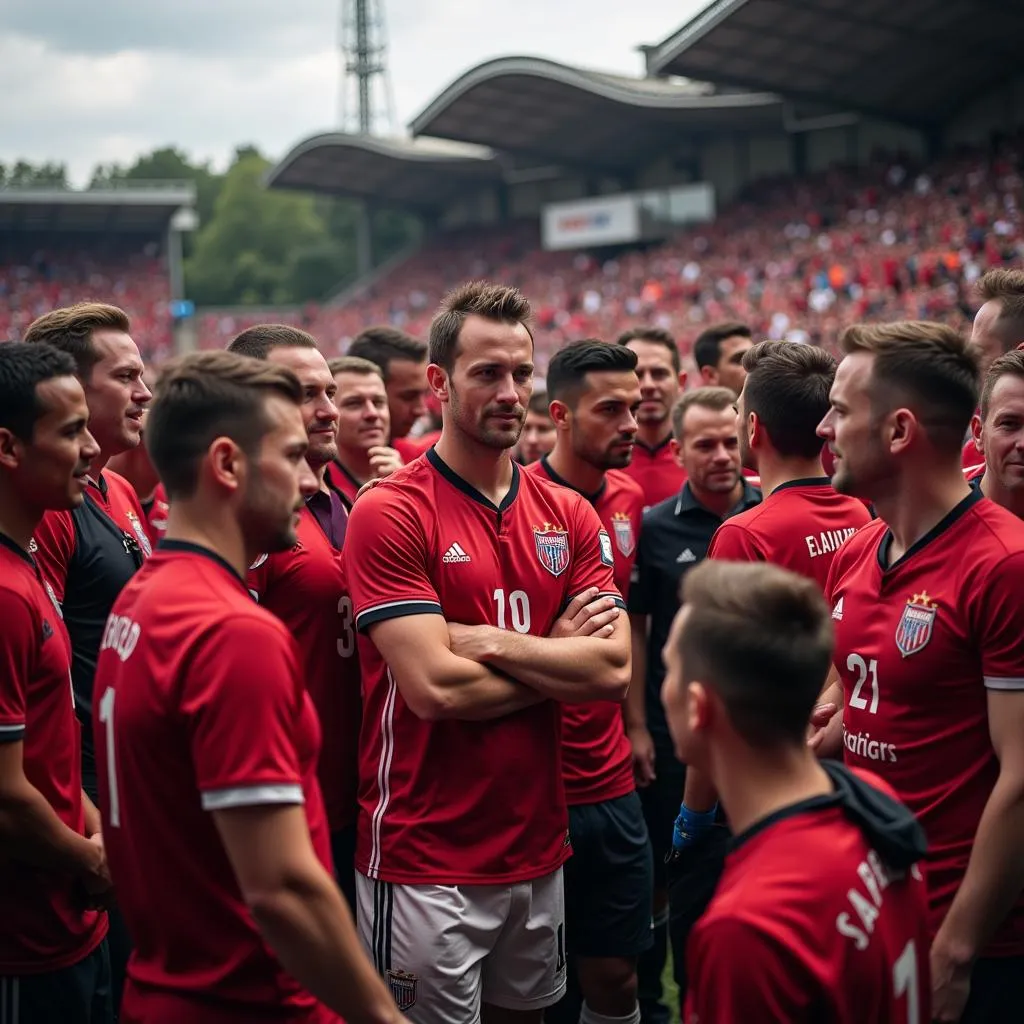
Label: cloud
xmin=0 ymin=0 xmax=705 ymax=184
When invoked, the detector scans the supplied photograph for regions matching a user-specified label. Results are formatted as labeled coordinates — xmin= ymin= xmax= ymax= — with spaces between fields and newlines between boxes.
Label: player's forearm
xmin=415 ymin=656 xmax=543 ymax=722
xmin=81 ymin=789 xmax=102 ymax=838
xmin=481 ymin=628 xmax=630 ymax=703
xmin=682 ymin=766 xmax=719 ymax=814
xmin=623 ymin=617 xmax=648 ymax=730
xmin=0 ymin=780 xmax=101 ymax=875
xmin=933 ymin=768 xmax=1024 ymax=964
xmin=250 ymin=866 xmax=401 ymax=1024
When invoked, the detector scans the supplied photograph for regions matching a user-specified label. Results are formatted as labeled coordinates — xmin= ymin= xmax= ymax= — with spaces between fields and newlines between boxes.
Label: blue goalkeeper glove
xmin=672 ymin=802 xmax=718 ymax=852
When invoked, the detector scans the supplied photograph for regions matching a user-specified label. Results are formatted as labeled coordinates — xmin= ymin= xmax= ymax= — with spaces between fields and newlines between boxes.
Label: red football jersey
xmin=526 ymin=458 xmax=642 ymax=804
xmin=392 ymin=435 xmax=435 ymax=463
xmin=623 ymin=436 xmax=687 ymax=508
xmin=326 ymin=460 xmax=362 ymax=508
xmin=248 ymin=506 xmax=361 ymax=832
xmin=344 ymin=448 xmax=623 ymax=885
xmin=709 ymin=477 xmax=872 ymax=591
xmin=143 ymin=482 xmax=169 ymax=546
xmin=827 ymin=491 xmax=1024 ymax=954
xmin=93 ymin=542 xmax=336 ymax=1021
xmin=685 ymin=776 xmax=930 ymax=1024
xmin=0 ymin=535 xmax=107 ymax=973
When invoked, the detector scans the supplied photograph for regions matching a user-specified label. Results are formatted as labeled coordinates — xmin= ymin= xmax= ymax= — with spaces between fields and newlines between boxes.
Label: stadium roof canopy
xmin=408 ymin=56 xmax=784 ymax=171
xmin=644 ymin=0 xmax=1022 ymax=128
xmin=267 ymin=133 xmax=502 ymax=210
xmin=0 ymin=183 xmax=196 ymax=232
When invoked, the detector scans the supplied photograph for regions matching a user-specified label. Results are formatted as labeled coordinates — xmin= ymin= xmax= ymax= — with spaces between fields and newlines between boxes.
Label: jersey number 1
xmin=893 ymin=939 xmax=919 ymax=1023
xmin=97 ymin=687 xmax=121 ymax=828
xmin=493 ymin=589 xmax=531 ymax=633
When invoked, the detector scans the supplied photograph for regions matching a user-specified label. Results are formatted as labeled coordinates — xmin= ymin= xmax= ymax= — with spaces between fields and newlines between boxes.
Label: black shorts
xmin=638 ymin=746 xmax=686 ymax=892
xmin=0 ymin=939 xmax=111 ymax=1024
xmin=563 ymin=790 xmax=654 ymax=959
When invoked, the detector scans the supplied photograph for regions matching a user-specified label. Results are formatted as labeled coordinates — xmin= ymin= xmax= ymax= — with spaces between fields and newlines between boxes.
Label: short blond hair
xmin=329 ymin=355 xmax=383 ymax=378
xmin=24 ymin=302 xmax=131 ymax=379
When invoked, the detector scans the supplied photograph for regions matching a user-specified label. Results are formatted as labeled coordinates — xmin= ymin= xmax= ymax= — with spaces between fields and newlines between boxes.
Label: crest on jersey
xmin=611 ymin=512 xmax=634 ymax=557
xmin=385 ymin=970 xmax=418 ymax=1010
xmin=534 ymin=523 xmax=570 ymax=577
xmin=125 ymin=511 xmax=153 ymax=557
xmin=895 ymin=591 xmax=936 ymax=658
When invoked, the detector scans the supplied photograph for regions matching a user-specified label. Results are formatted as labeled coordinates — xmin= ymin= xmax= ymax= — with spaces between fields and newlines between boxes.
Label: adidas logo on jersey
xmin=677 ymin=548 xmax=697 ymax=564
xmin=832 ymin=597 xmax=844 ymax=621
xmin=442 ymin=542 xmax=472 ymax=564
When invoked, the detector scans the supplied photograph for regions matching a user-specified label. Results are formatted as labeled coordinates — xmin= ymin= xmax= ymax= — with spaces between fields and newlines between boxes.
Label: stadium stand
xmin=0 ymin=184 xmax=195 ymax=363
xmin=205 ymin=136 xmax=1024 ymax=371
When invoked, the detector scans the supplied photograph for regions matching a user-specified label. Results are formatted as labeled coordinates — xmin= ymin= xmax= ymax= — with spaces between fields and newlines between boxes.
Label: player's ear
xmin=747 ymin=410 xmax=762 ymax=451
xmin=688 ymin=680 xmax=712 ymax=734
xmin=888 ymin=408 xmax=914 ymax=455
xmin=549 ymin=399 xmax=571 ymax=430
xmin=0 ymin=427 xmax=22 ymax=470
xmin=699 ymin=365 xmax=717 ymax=386
xmin=970 ymin=411 xmax=984 ymax=453
xmin=669 ymin=436 xmax=682 ymax=466
xmin=207 ymin=436 xmax=244 ymax=494
xmin=677 ymin=369 xmax=688 ymax=390
xmin=426 ymin=363 xmax=449 ymax=403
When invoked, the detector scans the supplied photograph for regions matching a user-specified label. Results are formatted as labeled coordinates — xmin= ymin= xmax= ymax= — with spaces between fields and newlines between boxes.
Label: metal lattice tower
xmin=338 ymin=0 xmax=396 ymax=135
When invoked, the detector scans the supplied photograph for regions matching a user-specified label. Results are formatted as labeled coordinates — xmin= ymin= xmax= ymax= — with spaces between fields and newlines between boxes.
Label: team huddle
xmin=2 ymin=270 xmax=1024 ymax=1024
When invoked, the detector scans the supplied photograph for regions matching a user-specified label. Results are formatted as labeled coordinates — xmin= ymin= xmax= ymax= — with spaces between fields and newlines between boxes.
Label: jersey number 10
xmin=493 ymin=589 xmax=532 ymax=633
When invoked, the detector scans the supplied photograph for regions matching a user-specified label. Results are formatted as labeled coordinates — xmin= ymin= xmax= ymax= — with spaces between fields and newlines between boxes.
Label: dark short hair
xmin=694 ymin=322 xmax=752 ymax=371
xmin=978 ymin=269 xmax=1024 ymax=352
xmin=841 ymin=321 xmax=979 ymax=454
xmin=329 ymin=355 xmax=383 ymax=379
xmin=678 ymin=560 xmax=833 ymax=748
xmin=617 ymin=326 xmax=680 ymax=373
xmin=228 ymin=324 xmax=317 ymax=361
xmin=546 ymin=339 xmax=638 ymax=407
xmin=671 ymin=386 xmax=737 ymax=441
xmin=527 ymin=389 xmax=552 ymax=416
xmin=428 ymin=281 xmax=533 ymax=373
xmin=147 ymin=351 xmax=303 ymax=501
xmin=348 ymin=326 xmax=427 ymax=380
xmin=0 ymin=343 xmax=78 ymax=441
xmin=742 ymin=341 xmax=836 ymax=458
xmin=24 ymin=302 xmax=132 ymax=380
xmin=981 ymin=349 xmax=1024 ymax=419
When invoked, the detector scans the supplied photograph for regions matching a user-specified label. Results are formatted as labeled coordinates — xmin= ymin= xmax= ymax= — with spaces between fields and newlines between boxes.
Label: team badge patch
xmin=598 ymin=529 xmax=614 ymax=567
xmin=125 ymin=511 xmax=153 ymax=557
xmin=895 ymin=591 xmax=937 ymax=658
xmin=611 ymin=512 xmax=634 ymax=557
xmin=534 ymin=523 xmax=570 ymax=577
xmin=385 ymin=969 xmax=418 ymax=1010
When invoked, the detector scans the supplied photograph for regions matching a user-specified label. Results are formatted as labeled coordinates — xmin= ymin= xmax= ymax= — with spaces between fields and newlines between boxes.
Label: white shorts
xmin=356 ymin=868 xmax=567 ymax=1023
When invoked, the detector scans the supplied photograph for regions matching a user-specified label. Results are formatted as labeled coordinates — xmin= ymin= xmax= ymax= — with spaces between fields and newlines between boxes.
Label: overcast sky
xmin=0 ymin=0 xmax=707 ymax=184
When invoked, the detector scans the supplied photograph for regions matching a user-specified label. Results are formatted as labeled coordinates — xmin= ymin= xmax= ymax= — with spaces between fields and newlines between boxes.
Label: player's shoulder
xmin=605 ymin=468 xmax=645 ymax=505
xmin=102 ymin=468 xmax=138 ymax=501
xmin=968 ymin=497 xmax=1024 ymax=558
xmin=33 ymin=507 xmax=75 ymax=543
xmin=349 ymin=459 xmax=432 ymax=515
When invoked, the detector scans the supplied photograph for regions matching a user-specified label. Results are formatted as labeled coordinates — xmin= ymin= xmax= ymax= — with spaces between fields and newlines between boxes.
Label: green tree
xmin=184 ymin=151 xmax=343 ymax=307
xmin=1 ymin=160 xmax=68 ymax=187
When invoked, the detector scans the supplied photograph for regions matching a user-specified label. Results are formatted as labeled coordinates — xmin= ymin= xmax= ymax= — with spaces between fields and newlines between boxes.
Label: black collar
xmin=0 ymin=530 xmax=34 ymax=568
xmin=877 ymin=488 xmax=983 ymax=571
xmin=675 ymin=479 xmax=761 ymax=518
xmin=771 ymin=476 xmax=832 ymax=494
xmin=634 ymin=434 xmax=673 ymax=456
xmin=157 ymin=539 xmax=247 ymax=586
xmin=537 ymin=454 xmax=606 ymax=505
xmin=426 ymin=447 xmax=520 ymax=513
xmin=332 ymin=459 xmax=364 ymax=490
xmin=731 ymin=791 xmax=844 ymax=853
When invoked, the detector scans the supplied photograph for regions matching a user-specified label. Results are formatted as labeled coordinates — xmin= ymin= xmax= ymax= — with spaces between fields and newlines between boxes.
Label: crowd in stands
xmin=0 ymin=242 xmax=172 ymax=361
xmin=3 ymin=137 xmax=1023 ymax=372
